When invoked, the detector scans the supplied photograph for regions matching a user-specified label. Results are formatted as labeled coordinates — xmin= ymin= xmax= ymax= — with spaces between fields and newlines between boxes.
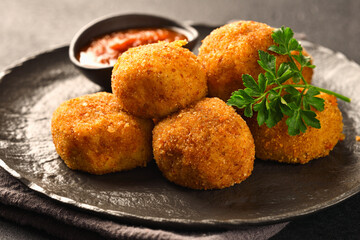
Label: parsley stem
xmin=309 ymin=86 xmax=351 ymax=102
xmin=288 ymin=52 xmax=309 ymax=86
xmin=229 ymin=26 xmax=351 ymax=136
xmin=272 ymin=84 xmax=351 ymax=102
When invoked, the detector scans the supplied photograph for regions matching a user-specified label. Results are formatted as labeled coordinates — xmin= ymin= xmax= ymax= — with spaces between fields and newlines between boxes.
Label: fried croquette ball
xmin=153 ymin=98 xmax=255 ymax=190
xmin=112 ymin=40 xmax=207 ymax=119
xmin=51 ymin=92 xmax=153 ymax=175
xmin=198 ymin=20 xmax=313 ymax=101
xmin=246 ymin=92 xmax=343 ymax=164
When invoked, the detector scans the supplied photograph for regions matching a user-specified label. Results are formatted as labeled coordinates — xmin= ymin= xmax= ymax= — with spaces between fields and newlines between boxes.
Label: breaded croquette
xmin=112 ymin=40 xmax=207 ymax=119
xmin=51 ymin=92 xmax=153 ymax=174
xmin=246 ymin=92 xmax=343 ymax=164
xmin=198 ymin=20 xmax=313 ymax=101
xmin=153 ymin=98 xmax=255 ymax=190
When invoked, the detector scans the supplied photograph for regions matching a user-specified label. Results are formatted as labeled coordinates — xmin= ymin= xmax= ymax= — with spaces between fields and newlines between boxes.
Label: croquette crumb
xmin=51 ymin=92 xmax=154 ymax=175
xmin=153 ymin=97 xmax=255 ymax=190
xmin=339 ymin=133 xmax=346 ymax=141
xmin=198 ymin=20 xmax=313 ymax=101
xmin=112 ymin=40 xmax=207 ymax=119
xmin=246 ymin=92 xmax=343 ymax=164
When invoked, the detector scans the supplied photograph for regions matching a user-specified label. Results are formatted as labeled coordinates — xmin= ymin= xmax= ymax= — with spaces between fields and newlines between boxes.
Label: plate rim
xmin=0 ymin=42 xmax=360 ymax=230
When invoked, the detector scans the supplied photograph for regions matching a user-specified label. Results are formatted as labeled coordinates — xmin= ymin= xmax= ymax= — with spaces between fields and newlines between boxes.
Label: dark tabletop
xmin=1 ymin=0 xmax=359 ymax=239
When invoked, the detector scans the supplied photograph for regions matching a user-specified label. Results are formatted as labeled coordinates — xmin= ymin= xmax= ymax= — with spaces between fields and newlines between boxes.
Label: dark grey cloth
xmin=0 ymin=168 xmax=287 ymax=240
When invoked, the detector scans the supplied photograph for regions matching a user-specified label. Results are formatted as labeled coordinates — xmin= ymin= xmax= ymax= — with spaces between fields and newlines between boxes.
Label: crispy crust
xmin=112 ymin=40 xmax=207 ymax=119
xmin=246 ymin=92 xmax=343 ymax=164
xmin=198 ymin=20 xmax=313 ymax=101
xmin=51 ymin=92 xmax=153 ymax=174
xmin=153 ymin=98 xmax=255 ymax=189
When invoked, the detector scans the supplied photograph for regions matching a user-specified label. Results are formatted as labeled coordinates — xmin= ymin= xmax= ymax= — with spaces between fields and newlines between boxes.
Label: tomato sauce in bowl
xmin=78 ymin=28 xmax=187 ymax=67
xmin=69 ymin=13 xmax=199 ymax=91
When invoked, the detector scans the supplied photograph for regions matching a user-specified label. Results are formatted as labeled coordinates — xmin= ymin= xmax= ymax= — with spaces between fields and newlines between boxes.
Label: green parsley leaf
xmin=253 ymin=98 xmax=267 ymax=126
xmin=227 ymin=26 xmax=350 ymax=136
xmin=292 ymin=52 xmax=315 ymax=69
xmin=303 ymin=87 xmax=325 ymax=111
xmin=286 ymin=108 xmax=307 ymax=136
xmin=242 ymin=74 xmax=261 ymax=96
xmin=288 ymin=38 xmax=302 ymax=52
xmin=258 ymin=73 xmax=267 ymax=93
xmin=277 ymin=63 xmax=291 ymax=77
xmin=300 ymin=110 xmax=321 ymax=129
xmin=265 ymin=98 xmax=283 ymax=128
xmin=244 ymin=103 xmax=254 ymax=118
xmin=279 ymin=101 xmax=293 ymax=116
xmin=258 ymin=50 xmax=276 ymax=76
xmin=268 ymin=45 xmax=287 ymax=55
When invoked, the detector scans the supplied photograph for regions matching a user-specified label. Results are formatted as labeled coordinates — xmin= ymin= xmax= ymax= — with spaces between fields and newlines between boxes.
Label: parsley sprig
xmin=227 ymin=26 xmax=351 ymax=136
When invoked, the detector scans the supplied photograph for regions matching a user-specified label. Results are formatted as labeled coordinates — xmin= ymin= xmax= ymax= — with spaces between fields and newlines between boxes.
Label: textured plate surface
xmin=0 ymin=27 xmax=360 ymax=229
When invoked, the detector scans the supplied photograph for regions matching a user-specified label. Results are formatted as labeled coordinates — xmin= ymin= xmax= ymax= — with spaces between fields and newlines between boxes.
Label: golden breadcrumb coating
xmin=198 ymin=20 xmax=313 ymax=101
xmin=246 ymin=92 xmax=343 ymax=164
xmin=153 ymin=98 xmax=255 ymax=190
xmin=112 ymin=40 xmax=207 ymax=119
xmin=51 ymin=92 xmax=153 ymax=174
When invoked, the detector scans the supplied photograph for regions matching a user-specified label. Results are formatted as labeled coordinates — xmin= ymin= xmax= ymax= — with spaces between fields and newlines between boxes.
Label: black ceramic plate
xmin=1 ymin=26 xmax=360 ymax=230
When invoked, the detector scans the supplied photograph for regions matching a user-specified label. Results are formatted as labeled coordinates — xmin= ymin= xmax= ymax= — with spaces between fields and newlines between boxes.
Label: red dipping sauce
xmin=78 ymin=28 xmax=187 ymax=67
